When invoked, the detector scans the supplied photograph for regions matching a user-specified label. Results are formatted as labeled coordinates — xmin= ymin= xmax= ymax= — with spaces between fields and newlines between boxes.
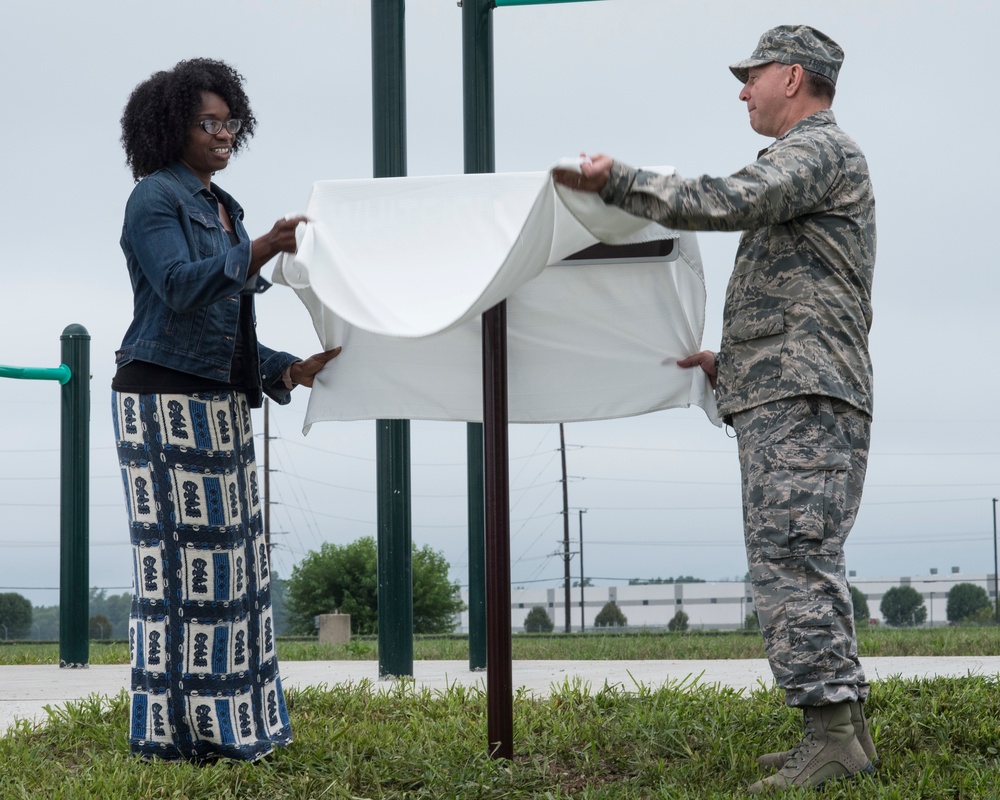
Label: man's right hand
xmin=552 ymin=153 xmax=613 ymax=193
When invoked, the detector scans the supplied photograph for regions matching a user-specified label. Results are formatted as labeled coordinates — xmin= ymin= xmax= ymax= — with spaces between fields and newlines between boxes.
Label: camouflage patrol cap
xmin=729 ymin=25 xmax=844 ymax=85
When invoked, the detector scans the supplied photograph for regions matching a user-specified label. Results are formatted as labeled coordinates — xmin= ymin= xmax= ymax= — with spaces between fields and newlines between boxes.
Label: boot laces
xmin=784 ymin=725 xmax=819 ymax=772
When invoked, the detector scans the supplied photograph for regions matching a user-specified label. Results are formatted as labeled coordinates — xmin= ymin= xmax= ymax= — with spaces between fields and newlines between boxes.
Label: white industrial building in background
xmin=457 ymin=569 xmax=997 ymax=633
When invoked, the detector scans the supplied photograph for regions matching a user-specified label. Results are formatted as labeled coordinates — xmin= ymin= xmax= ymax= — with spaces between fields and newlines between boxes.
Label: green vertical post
xmin=466 ymin=425 xmax=486 ymax=670
xmin=59 ymin=324 xmax=90 ymax=667
xmin=992 ymin=498 xmax=998 ymax=624
xmin=372 ymin=0 xmax=414 ymax=679
xmin=463 ymin=0 xmax=494 ymax=675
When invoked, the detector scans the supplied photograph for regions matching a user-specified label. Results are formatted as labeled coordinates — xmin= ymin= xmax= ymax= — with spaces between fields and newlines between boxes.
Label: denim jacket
xmin=116 ymin=162 xmax=297 ymax=407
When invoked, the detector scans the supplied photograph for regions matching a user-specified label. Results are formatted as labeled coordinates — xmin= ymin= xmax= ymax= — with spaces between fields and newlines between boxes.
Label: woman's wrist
xmin=282 ymin=362 xmax=301 ymax=390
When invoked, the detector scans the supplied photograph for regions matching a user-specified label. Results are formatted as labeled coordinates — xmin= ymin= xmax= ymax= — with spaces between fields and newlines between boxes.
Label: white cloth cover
xmin=272 ymin=164 xmax=720 ymax=431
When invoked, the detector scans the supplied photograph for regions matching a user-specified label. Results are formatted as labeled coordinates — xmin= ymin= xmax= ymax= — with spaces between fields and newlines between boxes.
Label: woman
xmin=112 ymin=58 xmax=339 ymax=762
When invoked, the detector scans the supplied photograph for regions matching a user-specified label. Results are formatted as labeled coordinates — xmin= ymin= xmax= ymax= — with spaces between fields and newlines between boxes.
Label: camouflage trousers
xmin=732 ymin=395 xmax=871 ymax=708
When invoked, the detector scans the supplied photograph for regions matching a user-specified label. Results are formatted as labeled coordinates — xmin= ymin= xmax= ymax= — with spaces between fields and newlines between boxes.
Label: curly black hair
xmin=121 ymin=58 xmax=257 ymax=181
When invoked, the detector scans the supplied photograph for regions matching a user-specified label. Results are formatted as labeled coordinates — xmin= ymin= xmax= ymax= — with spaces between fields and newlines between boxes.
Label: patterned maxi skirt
xmin=112 ymin=390 xmax=292 ymax=761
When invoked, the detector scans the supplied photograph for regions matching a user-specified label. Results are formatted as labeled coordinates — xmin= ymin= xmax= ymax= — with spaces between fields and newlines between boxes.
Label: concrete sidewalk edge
xmin=4 ymin=656 xmax=1000 ymax=735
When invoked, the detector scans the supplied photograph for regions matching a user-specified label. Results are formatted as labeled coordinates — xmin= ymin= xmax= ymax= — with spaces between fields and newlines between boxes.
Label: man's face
xmin=738 ymin=62 xmax=791 ymax=138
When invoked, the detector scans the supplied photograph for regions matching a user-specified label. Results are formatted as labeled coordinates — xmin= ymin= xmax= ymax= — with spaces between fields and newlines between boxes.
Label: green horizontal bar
xmin=494 ymin=0 xmax=601 ymax=6
xmin=0 ymin=363 xmax=72 ymax=385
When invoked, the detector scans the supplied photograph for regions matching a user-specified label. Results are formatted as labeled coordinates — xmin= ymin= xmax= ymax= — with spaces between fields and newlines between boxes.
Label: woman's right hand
xmin=249 ymin=215 xmax=309 ymax=274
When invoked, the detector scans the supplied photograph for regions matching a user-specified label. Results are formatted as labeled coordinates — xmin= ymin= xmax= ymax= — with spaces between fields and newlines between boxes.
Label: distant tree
xmin=849 ymin=585 xmax=870 ymax=626
xmin=572 ymin=578 xmax=594 ymax=588
xmin=285 ymin=537 xmax=464 ymax=635
xmin=0 ymin=592 xmax=32 ymax=639
xmin=89 ymin=614 xmax=112 ymax=640
xmin=523 ymin=606 xmax=554 ymax=633
xmin=88 ymin=588 xmax=132 ymax=638
xmin=270 ymin=574 xmax=291 ymax=636
xmin=412 ymin=546 xmax=466 ymax=634
xmin=946 ymin=583 xmax=991 ymax=624
xmin=31 ymin=605 xmax=59 ymax=640
xmin=668 ymin=610 xmax=689 ymax=632
xmin=593 ymin=601 xmax=627 ymax=628
xmin=880 ymin=586 xmax=927 ymax=627
xmin=745 ymin=611 xmax=760 ymax=631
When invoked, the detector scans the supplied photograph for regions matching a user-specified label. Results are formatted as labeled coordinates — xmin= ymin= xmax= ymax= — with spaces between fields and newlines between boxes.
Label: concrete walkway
xmin=4 ymin=657 xmax=1000 ymax=735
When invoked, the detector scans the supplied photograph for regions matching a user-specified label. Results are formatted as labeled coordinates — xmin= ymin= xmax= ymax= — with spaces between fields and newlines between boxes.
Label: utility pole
xmin=560 ymin=423 xmax=571 ymax=632
xmin=263 ymin=399 xmax=271 ymax=562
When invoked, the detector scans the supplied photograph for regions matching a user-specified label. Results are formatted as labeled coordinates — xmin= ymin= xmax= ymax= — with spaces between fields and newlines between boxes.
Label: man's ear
xmin=784 ymin=63 xmax=805 ymax=97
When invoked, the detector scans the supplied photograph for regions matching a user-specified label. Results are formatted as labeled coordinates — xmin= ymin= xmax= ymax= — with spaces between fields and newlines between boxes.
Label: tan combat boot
xmin=756 ymin=699 xmax=878 ymax=770
xmin=748 ymin=702 xmax=874 ymax=793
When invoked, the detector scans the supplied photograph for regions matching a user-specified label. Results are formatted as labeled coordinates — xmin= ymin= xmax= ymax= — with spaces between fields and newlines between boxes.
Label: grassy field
xmin=2 ymin=628 xmax=998 ymax=798
xmin=2 ymin=625 xmax=999 ymax=665
xmin=1 ymin=674 xmax=999 ymax=798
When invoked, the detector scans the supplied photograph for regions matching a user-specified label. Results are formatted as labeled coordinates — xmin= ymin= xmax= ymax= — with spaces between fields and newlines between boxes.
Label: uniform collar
xmin=758 ymin=108 xmax=837 ymax=159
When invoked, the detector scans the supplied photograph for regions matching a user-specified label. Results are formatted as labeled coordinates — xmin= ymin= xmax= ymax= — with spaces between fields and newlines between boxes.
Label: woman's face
xmin=180 ymin=91 xmax=236 ymax=186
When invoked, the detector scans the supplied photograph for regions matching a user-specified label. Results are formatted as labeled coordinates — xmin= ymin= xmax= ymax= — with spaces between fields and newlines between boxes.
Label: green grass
xmin=2 ymin=625 xmax=999 ymax=665
xmin=2 ymin=674 xmax=999 ymax=798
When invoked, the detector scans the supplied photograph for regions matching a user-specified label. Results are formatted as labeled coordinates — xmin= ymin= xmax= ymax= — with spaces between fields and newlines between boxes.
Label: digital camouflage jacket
xmin=600 ymin=109 xmax=876 ymax=419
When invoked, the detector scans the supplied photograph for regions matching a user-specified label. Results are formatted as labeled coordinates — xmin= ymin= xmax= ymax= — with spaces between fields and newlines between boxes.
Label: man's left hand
xmin=678 ymin=350 xmax=718 ymax=389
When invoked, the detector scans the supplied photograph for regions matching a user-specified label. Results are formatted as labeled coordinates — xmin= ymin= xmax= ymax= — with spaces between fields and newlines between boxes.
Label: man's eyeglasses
xmin=196 ymin=119 xmax=242 ymax=135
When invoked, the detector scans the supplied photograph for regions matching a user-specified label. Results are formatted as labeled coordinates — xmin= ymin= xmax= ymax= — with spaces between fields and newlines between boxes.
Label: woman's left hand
xmin=289 ymin=347 xmax=342 ymax=388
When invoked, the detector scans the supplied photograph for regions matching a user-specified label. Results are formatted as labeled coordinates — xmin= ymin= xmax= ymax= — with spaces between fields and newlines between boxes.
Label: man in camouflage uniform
xmin=555 ymin=25 xmax=876 ymax=792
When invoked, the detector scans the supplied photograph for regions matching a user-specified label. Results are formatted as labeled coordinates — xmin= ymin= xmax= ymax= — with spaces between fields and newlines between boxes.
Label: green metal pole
xmin=372 ymin=0 xmax=414 ymax=679
xmin=59 ymin=324 xmax=90 ymax=667
xmin=466 ymin=425 xmax=486 ymax=670
xmin=463 ymin=0 xmax=494 ymax=676
xmin=992 ymin=498 xmax=998 ymax=624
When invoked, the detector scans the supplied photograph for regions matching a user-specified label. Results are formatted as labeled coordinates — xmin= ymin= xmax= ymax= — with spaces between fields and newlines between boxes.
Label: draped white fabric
xmin=272 ymin=165 xmax=720 ymax=431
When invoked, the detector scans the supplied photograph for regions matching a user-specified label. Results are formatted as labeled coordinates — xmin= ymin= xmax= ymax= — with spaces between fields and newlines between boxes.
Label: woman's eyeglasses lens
xmin=197 ymin=119 xmax=242 ymax=135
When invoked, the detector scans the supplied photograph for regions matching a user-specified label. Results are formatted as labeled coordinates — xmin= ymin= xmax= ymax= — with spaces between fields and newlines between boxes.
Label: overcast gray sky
xmin=2 ymin=0 xmax=998 ymax=610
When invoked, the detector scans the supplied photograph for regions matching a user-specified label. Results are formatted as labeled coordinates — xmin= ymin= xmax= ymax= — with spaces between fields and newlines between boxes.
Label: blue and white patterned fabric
xmin=112 ymin=390 xmax=292 ymax=761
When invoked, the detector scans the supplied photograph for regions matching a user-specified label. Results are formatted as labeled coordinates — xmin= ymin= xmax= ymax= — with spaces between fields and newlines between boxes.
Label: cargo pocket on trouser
xmin=785 ymin=465 xmax=849 ymax=558
xmin=779 ymin=598 xmax=856 ymax=702
xmin=747 ymin=461 xmax=850 ymax=563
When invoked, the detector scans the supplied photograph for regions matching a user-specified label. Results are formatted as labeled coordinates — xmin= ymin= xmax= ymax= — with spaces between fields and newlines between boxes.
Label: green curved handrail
xmin=0 ymin=363 xmax=72 ymax=385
